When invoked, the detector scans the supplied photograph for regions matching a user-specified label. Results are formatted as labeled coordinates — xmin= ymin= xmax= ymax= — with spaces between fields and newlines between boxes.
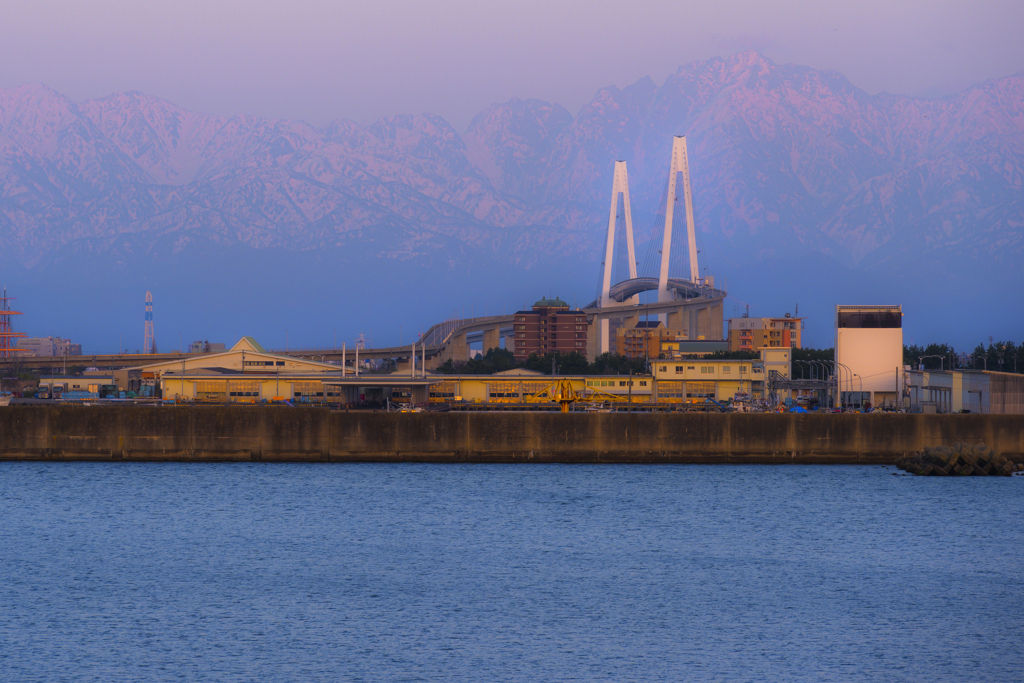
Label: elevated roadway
xmin=5 ymin=280 xmax=725 ymax=373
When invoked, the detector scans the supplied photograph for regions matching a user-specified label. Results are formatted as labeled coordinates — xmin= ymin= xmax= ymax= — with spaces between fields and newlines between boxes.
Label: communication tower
xmin=144 ymin=291 xmax=157 ymax=354
xmin=0 ymin=286 xmax=27 ymax=360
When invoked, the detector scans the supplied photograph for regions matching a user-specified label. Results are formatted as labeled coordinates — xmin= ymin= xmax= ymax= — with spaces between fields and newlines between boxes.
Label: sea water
xmin=1 ymin=463 xmax=1021 ymax=682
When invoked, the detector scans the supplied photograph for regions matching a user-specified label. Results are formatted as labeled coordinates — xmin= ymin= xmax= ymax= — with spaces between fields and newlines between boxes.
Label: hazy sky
xmin=2 ymin=0 xmax=1023 ymax=130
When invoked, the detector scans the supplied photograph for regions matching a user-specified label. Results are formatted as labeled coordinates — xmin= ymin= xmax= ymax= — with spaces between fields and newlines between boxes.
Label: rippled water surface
xmin=1 ymin=463 xmax=1021 ymax=682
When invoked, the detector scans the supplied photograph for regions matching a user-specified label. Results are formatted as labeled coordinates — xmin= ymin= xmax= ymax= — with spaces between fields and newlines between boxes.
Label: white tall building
xmin=835 ymin=305 xmax=903 ymax=408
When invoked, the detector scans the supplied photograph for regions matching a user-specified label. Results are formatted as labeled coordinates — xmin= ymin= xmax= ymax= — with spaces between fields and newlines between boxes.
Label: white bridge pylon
xmin=658 ymin=135 xmax=700 ymax=302
xmin=599 ymin=161 xmax=638 ymax=353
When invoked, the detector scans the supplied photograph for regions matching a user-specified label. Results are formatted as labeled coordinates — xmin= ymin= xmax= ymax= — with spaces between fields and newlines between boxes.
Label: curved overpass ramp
xmin=583 ymin=277 xmax=726 ymax=309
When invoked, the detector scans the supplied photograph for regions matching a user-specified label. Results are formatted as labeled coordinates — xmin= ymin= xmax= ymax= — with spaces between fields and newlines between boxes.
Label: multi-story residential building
xmin=512 ymin=297 xmax=588 ymax=361
xmin=728 ymin=314 xmax=804 ymax=352
xmin=190 ymin=341 xmax=227 ymax=354
xmin=617 ymin=321 xmax=676 ymax=359
xmin=16 ymin=337 xmax=82 ymax=357
xmin=616 ymin=321 xmax=727 ymax=359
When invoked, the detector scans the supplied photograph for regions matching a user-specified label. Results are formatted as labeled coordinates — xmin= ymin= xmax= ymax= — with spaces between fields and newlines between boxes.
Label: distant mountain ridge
xmin=1 ymin=51 xmax=1022 ymax=275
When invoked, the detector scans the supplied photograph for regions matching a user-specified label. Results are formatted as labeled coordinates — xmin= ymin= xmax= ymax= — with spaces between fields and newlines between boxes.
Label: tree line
xmin=435 ymin=348 xmax=648 ymax=376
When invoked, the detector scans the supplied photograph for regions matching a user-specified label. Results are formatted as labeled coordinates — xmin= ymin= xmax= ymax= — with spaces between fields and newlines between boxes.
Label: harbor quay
xmin=1 ymin=406 xmax=1022 ymax=463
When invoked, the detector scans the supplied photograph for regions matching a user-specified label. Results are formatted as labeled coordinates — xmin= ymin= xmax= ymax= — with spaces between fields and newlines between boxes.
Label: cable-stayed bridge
xmin=9 ymin=137 xmax=725 ymax=372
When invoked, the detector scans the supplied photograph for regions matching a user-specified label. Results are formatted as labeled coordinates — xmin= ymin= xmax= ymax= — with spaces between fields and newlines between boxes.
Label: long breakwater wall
xmin=1 ymin=406 xmax=1022 ymax=463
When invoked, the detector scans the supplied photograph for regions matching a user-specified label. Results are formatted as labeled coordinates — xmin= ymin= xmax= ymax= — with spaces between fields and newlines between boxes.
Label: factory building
xmin=513 ymin=297 xmax=588 ymax=361
xmin=728 ymin=314 xmax=803 ymax=352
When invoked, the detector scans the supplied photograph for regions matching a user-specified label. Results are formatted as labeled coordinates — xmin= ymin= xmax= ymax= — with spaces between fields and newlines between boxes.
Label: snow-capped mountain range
xmin=2 ymin=51 xmax=1021 ymax=275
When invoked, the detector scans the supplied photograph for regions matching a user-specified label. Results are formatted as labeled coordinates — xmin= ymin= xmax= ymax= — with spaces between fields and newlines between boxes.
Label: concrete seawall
xmin=1 ymin=406 xmax=1022 ymax=463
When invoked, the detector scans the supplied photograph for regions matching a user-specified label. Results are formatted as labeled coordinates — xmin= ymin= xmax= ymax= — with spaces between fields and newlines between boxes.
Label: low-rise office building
xmin=652 ymin=358 xmax=764 ymax=402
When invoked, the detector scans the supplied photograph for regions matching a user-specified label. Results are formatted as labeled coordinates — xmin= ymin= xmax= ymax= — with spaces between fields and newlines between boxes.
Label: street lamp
xmin=835 ymin=361 xmax=855 ymax=410
xmin=919 ymin=354 xmax=944 ymax=371
xmin=794 ymin=360 xmax=811 ymax=379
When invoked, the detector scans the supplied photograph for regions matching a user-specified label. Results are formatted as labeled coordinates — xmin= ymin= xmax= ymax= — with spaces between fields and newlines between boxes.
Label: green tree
xmin=587 ymin=352 xmax=647 ymax=376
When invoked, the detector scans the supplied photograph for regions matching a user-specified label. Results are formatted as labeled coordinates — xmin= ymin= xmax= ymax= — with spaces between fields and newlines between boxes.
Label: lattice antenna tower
xmin=144 ymin=291 xmax=156 ymax=354
xmin=0 ymin=286 xmax=27 ymax=360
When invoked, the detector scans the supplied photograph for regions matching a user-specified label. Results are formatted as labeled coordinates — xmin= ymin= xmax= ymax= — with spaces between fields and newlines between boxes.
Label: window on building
xmin=723 ymin=366 xmax=731 ymax=373
xmin=686 ymin=381 xmax=715 ymax=399
xmin=675 ymin=366 xmax=684 ymax=373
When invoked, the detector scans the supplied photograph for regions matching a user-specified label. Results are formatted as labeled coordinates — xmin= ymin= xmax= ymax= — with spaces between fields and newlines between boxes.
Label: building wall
xmin=761 ymin=348 xmax=792 ymax=379
xmin=837 ymin=327 xmax=903 ymax=397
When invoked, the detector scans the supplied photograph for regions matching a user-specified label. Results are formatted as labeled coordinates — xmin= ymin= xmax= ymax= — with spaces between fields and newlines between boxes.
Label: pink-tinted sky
xmin=2 ymin=0 xmax=1022 ymax=129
